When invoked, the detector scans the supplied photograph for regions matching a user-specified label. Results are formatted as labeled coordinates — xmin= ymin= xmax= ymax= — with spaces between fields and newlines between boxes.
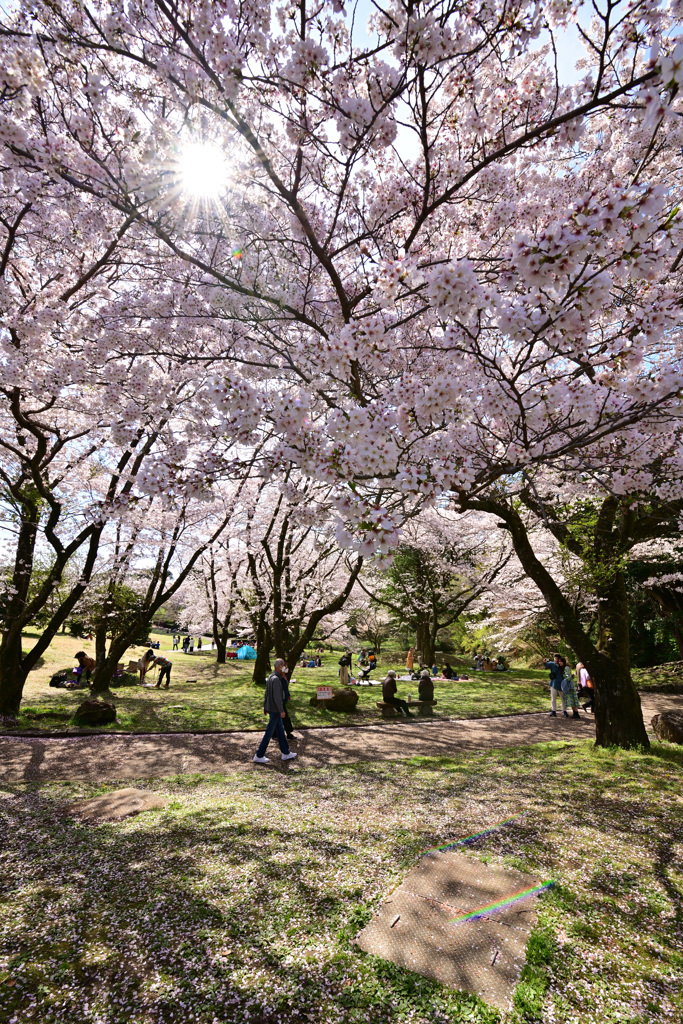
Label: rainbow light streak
xmin=423 ymin=814 xmax=526 ymax=857
xmin=449 ymin=881 xmax=556 ymax=924
xmin=231 ymin=249 xmax=243 ymax=259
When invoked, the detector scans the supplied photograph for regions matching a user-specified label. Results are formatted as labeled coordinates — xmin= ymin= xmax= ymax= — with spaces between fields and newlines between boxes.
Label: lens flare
xmin=178 ymin=142 xmax=228 ymax=198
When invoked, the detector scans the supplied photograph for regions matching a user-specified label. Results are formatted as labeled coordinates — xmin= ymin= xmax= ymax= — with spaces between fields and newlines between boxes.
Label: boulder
xmin=309 ymin=686 xmax=359 ymax=712
xmin=64 ymin=787 xmax=167 ymax=823
xmin=651 ymin=711 xmax=683 ymax=745
xmin=71 ymin=699 xmax=117 ymax=727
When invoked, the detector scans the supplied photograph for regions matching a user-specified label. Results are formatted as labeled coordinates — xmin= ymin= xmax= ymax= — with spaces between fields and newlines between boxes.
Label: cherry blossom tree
xmin=358 ymin=508 xmax=511 ymax=664
xmin=2 ymin=0 xmax=683 ymax=747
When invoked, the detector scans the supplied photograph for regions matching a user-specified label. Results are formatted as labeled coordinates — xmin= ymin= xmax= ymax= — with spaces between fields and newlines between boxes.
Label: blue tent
xmin=237 ymin=645 xmax=257 ymax=660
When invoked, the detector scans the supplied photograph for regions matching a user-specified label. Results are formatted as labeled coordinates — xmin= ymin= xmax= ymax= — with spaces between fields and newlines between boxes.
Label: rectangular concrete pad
xmin=356 ymin=850 xmax=540 ymax=1011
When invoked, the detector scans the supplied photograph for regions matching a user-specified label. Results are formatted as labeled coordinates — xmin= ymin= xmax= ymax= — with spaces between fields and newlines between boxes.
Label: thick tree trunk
xmin=0 ymin=634 xmax=28 ymax=718
xmin=589 ymin=573 xmax=650 ymax=748
xmin=463 ymin=496 xmax=649 ymax=750
xmin=216 ymin=635 xmax=227 ymax=665
xmin=252 ymin=614 xmax=272 ymax=685
xmin=422 ymin=621 xmax=438 ymax=667
xmin=92 ymin=633 xmax=137 ymax=693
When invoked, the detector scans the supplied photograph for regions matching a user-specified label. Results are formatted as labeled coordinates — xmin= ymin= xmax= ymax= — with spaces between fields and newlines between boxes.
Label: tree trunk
xmin=463 ymin=496 xmax=649 ymax=750
xmin=252 ymin=614 xmax=272 ymax=685
xmin=216 ymin=635 xmax=227 ymax=665
xmin=422 ymin=621 xmax=438 ymax=667
xmin=589 ymin=572 xmax=650 ymax=748
xmin=92 ymin=632 xmax=137 ymax=693
xmin=0 ymin=634 xmax=28 ymax=718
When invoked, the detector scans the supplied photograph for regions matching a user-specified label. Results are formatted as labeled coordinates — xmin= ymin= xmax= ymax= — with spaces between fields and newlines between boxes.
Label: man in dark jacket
xmin=253 ymin=659 xmax=298 ymax=764
xmin=382 ymin=670 xmax=414 ymax=716
xmin=544 ymin=654 xmax=566 ymax=717
xmin=280 ymin=665 xmax=295 ymax=740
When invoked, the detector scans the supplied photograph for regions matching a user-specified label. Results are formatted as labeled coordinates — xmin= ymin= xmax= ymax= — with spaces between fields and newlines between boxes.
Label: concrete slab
xmin=356 ymin=850 xmax=542 ymax=1011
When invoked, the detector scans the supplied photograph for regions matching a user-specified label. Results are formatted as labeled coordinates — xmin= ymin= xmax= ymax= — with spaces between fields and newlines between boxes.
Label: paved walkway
xmin=0 ymin=695 xmax=680 ymax=786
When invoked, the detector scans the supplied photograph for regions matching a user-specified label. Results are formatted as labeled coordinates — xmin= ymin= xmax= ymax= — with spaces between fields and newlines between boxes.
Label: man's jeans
xmin=256 ymin=713 xmax=291 ymax=757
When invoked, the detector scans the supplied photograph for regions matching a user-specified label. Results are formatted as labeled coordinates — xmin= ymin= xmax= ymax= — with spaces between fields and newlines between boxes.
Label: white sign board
xmin=316 ymin=686 xmax=333 ymax=701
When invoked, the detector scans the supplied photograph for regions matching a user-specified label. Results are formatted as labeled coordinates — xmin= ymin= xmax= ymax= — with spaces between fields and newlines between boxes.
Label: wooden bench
xmin=376 ymin=700 xmax=437 ymax=718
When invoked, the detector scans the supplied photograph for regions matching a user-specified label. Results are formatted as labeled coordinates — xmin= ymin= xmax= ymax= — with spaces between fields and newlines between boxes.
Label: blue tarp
xmin=236 ymin=645 xmax=257 ymax=660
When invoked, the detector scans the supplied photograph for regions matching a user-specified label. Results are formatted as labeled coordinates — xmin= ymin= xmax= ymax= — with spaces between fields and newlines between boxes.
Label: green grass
xmin=1 ymin=740 xmax=682 ymax=1023
xmin=10 ymin=631 xmax=551 ymax=734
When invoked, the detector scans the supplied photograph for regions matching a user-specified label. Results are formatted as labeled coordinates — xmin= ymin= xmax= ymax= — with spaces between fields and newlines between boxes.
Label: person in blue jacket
xmin=544 ymin=653 xmax=566 ymax=717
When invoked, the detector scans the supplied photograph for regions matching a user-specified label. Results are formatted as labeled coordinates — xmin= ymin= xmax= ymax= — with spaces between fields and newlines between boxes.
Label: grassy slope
xmin=1 ymin=740 xmax=682 ymax=1023
xmin=13 ymin=631 xmax=550 ymax=734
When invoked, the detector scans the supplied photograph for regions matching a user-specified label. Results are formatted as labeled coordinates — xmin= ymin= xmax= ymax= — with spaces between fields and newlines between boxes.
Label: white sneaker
xmin=281 ymin=751 xmax=297 ymax=761
xmin=253 ymin=755 xmax=270 ymax=764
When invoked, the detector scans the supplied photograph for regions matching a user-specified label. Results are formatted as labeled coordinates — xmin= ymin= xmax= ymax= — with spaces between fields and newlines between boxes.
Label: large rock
xmin=64 ymin=787 xmax=168 ymax=823
xmin=72 ymin=699 xmax=117 ymax=727
xmin=651 ymin=711 xmax=683 ymax=745
xmin=309 ymin=686 xmax=359 ymax=712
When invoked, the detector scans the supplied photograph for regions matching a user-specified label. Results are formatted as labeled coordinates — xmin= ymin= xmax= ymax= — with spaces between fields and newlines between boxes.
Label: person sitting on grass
xmin=442 ymin=662 xmax=454 ymax=679
xmin=418 ymin=668 xmax=434 ymax=702
xmin=382 ymin=669 xmax=414 ymax=717
xmin=74 ymin=651 xmax=95 ymax=683
xmin=154 ymin=655 xmax=172 ymax=688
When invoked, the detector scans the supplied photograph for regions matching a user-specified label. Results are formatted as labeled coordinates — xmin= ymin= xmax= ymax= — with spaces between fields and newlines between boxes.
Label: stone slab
xmin=355 ymin=850 xmax=541 ymax=1011
xmin=64 ymin=787 xmax=168 ymax=822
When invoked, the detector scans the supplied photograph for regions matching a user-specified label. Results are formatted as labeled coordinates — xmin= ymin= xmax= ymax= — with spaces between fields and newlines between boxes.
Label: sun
xmin=178 ymin=142 xmax=228 ymax=198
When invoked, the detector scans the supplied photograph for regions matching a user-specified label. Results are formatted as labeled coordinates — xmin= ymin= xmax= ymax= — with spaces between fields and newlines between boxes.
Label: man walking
xmin=253 ymin=659 xmax=298 ymax=764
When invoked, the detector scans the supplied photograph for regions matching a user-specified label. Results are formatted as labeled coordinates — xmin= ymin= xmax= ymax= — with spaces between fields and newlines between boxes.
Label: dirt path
xmin=0 ymin=695 xmax=680 ymax=786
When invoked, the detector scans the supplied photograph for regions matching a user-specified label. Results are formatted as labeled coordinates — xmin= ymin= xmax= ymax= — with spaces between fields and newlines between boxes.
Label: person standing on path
xmin=544 ymin=654 xmax=566 ymax=717
xmin=382 ymin=670 xmax=414 ymax=717
xmin=253 ymin=659 xmax=298 ymax=764
xmin=182 ymin=636 xmax=190 ymax=654
xmin=406 ymin=648 xmax=414 ymax=672
xmin=172 ymin=635 xmax=179 ymax=651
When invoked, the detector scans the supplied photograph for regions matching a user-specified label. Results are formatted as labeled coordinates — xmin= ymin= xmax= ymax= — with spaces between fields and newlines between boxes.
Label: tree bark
xmin=463 ymin=495 xmax=649 ymax=749
xmin=591 ymin=571 xmax=649 ymax=747
xmin=0 ymin=633 xmax=28 ymax=718
xmin=252 ymin=614 xmax=272 ymax=685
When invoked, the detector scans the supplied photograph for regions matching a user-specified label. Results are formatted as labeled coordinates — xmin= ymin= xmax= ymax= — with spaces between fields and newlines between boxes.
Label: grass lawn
xmin=11 ymin=631 xmax=550 ymax=734
xmin=1 ymin=740 xmax=682 ymax=1023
